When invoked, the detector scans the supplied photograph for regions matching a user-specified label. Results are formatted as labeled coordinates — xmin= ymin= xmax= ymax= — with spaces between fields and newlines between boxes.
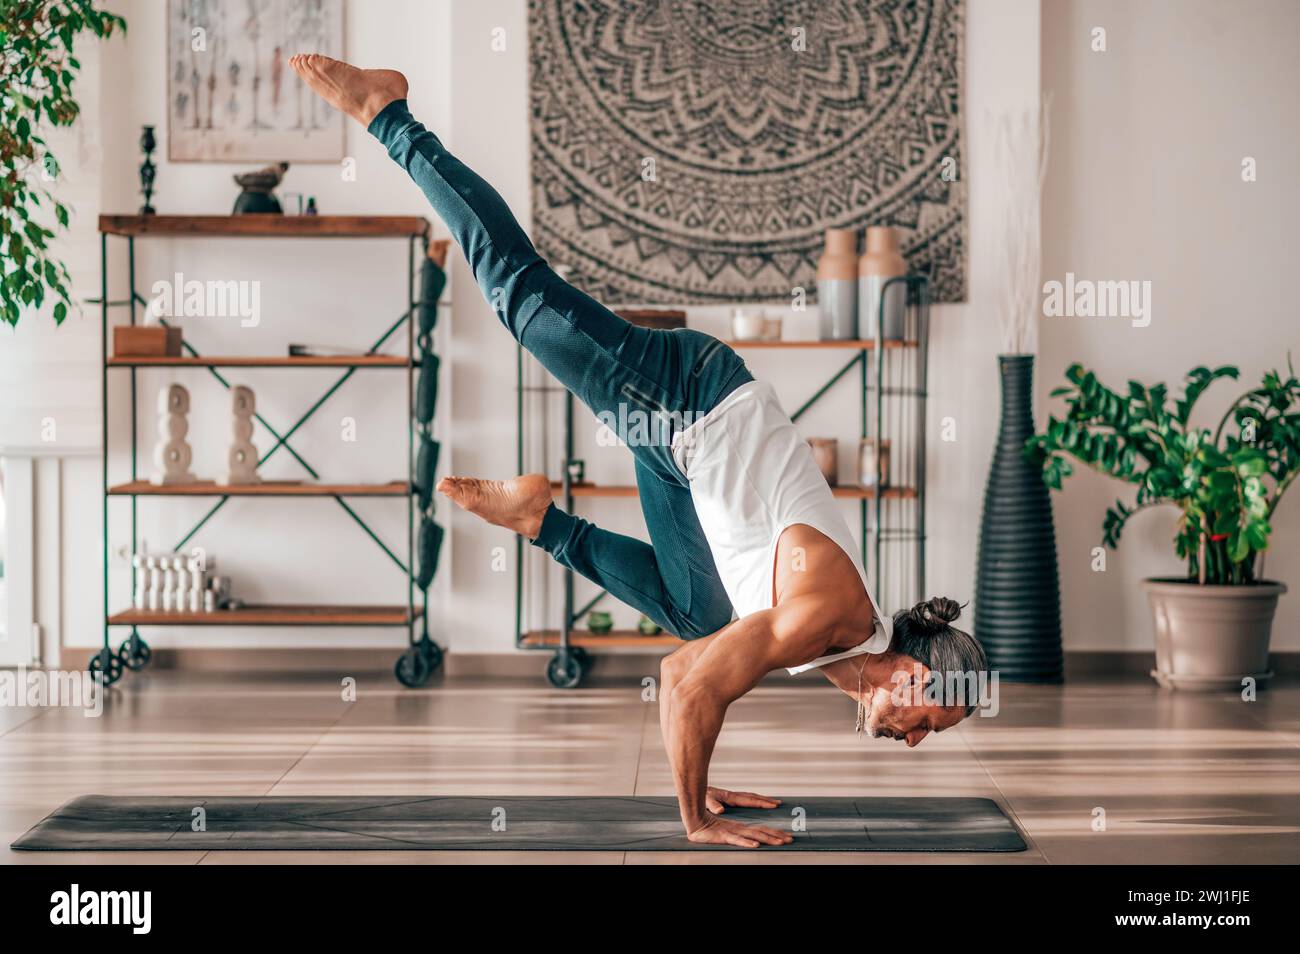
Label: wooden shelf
xmin=109 ymin=604 xmax=421 ymax=627
xmin=521 ymin=629 xmax=679 ymax=649
xmin=550 ymin=482 xmax=643 ymax=498
xmin=107 ymin=354 xmax=410 ymax=368
xmin=108 ymin=480 xmax=409 ymax=497
xmin=725 ymin=339 xmax=917 ymax=349
xmin=831 ymin=485 xmax=918 ymax=499
xmin=552 ymin=481 xmax=916 ymax=500
xmin=99 ymin=214 xmax=429 ymax=238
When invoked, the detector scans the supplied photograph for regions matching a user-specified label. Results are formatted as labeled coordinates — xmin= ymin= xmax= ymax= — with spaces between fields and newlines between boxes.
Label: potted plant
xmin=1027 ymin=362 xmax=1298 ymax=690
xmin=2 ymin=1 xmax=125 ymax=327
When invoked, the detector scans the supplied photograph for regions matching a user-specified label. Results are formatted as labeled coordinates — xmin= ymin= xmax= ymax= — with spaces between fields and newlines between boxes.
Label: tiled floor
xmin=2 ymin=669 xmax=1297 ymax=864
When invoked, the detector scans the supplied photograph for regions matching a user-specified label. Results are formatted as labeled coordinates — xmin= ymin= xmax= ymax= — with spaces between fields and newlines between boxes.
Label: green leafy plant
xmin=1027 ymin=361 xmax=1300 ymax=585
xmin=1 ymin=0 xmax=125 ymax=327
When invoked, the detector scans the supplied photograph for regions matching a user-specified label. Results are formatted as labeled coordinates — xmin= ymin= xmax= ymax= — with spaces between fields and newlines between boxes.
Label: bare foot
xmin=437 ymin=474 xmax=553 ymax=539
xmin=288 ymin=53 xmax=408 ymax=127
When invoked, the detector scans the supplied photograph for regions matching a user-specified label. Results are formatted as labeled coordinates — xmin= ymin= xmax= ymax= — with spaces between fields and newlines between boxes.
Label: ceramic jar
xmin=731 ymin=307 xmax=766 ymax=341
xmin=808 ymin=438 xmax=838 ymax=486
xmin=858 ymin=438 xmax=891 ymax=489
xmin=817 ymin=229 xmax=858 ymax=340
xmin=858 ymin=226 xmax=907 ymax=340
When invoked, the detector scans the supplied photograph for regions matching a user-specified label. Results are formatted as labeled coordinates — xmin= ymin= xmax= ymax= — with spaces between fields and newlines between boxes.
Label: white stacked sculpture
xmin=132 ymin=548 xmax=217 ymax=613
xmin=169 ymin=553 xmax=191 ymax=612
xmin=160 ymin=556 xmax=177 ymax=611
xmin=144 ymin=554 xmax=161 ymax=610
xmin=132 ymin=553 xmax=148 ymax=610
xmin=151 ymin=383 xmax=196 ymax=485
xmin=220 ymin=385 xmax=262 ymax=485
xmin=186 ymin=551 xmax=209 ymax=612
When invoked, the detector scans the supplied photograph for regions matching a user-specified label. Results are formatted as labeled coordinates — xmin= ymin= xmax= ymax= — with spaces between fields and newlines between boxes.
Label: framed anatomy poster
xmin=167 ymin=0 xmax=346 ymax=162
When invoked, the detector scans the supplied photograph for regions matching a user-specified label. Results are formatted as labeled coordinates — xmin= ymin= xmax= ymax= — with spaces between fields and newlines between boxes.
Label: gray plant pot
xmin=1142 ymin=578 xmax=1287 ymax=691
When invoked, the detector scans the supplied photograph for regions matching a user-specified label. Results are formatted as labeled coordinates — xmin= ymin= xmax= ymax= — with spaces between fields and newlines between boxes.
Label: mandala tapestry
xmin=529 ymin=0 xmax=966 ymax=304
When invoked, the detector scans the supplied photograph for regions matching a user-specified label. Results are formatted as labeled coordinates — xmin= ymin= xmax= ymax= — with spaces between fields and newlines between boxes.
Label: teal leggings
xmin=370 ymin=100 xmax=749 ymax=639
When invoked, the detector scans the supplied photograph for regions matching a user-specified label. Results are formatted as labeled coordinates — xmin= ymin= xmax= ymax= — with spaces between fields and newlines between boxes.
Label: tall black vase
xmin=974 ymin=354 xmax=1063 ymax=682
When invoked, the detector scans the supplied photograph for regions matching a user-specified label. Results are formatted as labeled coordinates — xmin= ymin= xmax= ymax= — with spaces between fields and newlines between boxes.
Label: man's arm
xmin=667 ymin=599 xmax=827 ymax=846
xmin=657 ymin=635 xmax=712 ymax=796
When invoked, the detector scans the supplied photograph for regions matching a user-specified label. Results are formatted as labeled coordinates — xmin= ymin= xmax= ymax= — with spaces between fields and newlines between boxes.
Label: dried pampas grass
xmin=989 ymin=98 xmax=1052 ymax=355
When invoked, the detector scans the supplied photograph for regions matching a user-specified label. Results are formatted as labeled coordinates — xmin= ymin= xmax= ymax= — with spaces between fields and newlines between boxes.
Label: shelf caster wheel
xmin=416 ymin=637 xmax=444 ymax=673
xmin=546 ymin=650 xmax=584 ymax=689
xmin=570 ymin=647 xmax=592 ymax=671
xmin=395 ymin=645 xmax=433 ymax=688
xmin=88 ymin=648 xmax=124 ymax=686
xmin=118 ymin=632 xmax=152 ymax=671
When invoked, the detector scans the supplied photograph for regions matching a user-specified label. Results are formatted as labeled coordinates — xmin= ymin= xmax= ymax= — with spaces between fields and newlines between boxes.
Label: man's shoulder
xmin=769 ymin=591 xmax=873 ymax=660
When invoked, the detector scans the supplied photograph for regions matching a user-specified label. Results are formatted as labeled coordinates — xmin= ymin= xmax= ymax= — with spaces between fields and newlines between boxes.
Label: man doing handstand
xmin=290 ymin=55 xmax=989 ymax=848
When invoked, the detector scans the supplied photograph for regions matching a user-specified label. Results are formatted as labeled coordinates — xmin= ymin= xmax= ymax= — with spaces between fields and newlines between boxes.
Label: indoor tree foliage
xmin=1027 ymin=361 xmax=1300 ymax=585
xmin=1 ymin=0 xmax=125 ymax=327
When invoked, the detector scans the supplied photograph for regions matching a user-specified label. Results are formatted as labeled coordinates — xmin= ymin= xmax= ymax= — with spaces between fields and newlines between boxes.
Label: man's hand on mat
xmin=705 ymin=786 xmax=781 ymax=814
xmin=687 ymin=812 xmax=794 ymax=848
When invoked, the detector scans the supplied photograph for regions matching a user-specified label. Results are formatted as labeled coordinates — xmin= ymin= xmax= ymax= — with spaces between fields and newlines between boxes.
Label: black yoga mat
xmin=12 ymin=794 xmax=1026 ymax=852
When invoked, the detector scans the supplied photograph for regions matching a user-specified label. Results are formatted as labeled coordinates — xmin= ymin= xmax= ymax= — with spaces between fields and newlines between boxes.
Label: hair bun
xmin=909 ymin=596 xmax=962 ymax=628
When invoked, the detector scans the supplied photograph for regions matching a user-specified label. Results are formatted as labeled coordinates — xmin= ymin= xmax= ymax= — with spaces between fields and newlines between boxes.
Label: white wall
xmin=0 ymin=27 xmax=103 ymax=452
xmin=27 ymin=0 xmax=1227 ymax=660
xmin=1041 ymin=0 xmax=1300 ymax=649
xmin=0 ymin=30 xmax=107 ymax=666
xmin=929 ymin=0 xmax=1041 ymax=629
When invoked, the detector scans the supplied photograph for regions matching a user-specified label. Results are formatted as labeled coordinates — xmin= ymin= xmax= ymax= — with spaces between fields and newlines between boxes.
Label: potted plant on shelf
xmin=1027 ymin=361 xmax=1298 ymax=690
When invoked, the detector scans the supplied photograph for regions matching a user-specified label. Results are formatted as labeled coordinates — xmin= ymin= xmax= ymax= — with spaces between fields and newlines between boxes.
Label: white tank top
xmin=671 ymin=380 xmax=892 ymax=675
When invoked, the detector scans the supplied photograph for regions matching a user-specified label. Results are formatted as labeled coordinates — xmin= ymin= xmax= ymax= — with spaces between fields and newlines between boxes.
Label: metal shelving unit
xmin=93 ymin=214 xmax=444 ymax=688
xmin=515 ymin=277 xmax=931 ymax=687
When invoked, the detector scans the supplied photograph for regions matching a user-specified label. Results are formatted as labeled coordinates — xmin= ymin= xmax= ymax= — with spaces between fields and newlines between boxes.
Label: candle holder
xmin=858 ymin=438 xmax=891 ymax=489
xmin=139 ymin=125 xmax=157 ymax=215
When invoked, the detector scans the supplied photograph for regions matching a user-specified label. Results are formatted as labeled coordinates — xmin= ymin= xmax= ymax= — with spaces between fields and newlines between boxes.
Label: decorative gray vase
xmin=974 ymin=354 xmax=1063 ymax=682
xmin=859 ymin=275 xmax=908 ymax=339
xmin=857 ymin=226 xmax=907 ymax=340
xmin=817 ymin=279 xmax=858 ymax=339
xmin=816 ymin=228 xmax=859 ymax=340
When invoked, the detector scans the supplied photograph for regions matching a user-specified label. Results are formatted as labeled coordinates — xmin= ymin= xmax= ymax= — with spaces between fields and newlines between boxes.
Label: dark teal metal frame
xmin=96 ymin=229 xmax=429 ymax=685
